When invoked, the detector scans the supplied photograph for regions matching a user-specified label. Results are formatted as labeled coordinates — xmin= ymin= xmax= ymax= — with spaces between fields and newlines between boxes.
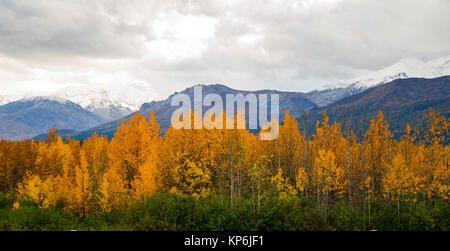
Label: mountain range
xmin=33 ymin=75 xmax=450 ymax=141
xmin=1 ymin=56 xmax=449 ymax=141
xmin=0 ymin=97 xmax=103 ymax=141
xmin=305 ymin=76 xmax=450 ymax=136
xmin=309 ymin=55 xmax=450 ymax=106
xmin=62 ymin=84 xmax=319 ymax=140
xmin=0 ymin=83 xmax=158 ymax=122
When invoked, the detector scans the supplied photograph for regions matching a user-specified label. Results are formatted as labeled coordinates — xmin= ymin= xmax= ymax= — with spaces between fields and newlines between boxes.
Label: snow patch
xmin=322 ymin=55 xmax=450 ymax=91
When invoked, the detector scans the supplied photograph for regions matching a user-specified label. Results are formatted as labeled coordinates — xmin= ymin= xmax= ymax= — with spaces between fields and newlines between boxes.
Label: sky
xmin=0 ymin=0 xmax=449 ymax=100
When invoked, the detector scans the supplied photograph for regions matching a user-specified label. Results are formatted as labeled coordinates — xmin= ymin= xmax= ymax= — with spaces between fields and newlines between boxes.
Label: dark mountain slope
xmin=0 ymin=97 xmax=104 ymax=141
xmin=304 ymin=76 xmax=450 ymax=136
xmin=40 ymin=84 xmax=318 ymax=140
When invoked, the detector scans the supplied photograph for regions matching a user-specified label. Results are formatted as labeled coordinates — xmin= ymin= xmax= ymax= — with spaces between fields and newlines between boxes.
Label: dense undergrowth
xmin=0 ymin=193 xmax=448 ymax=231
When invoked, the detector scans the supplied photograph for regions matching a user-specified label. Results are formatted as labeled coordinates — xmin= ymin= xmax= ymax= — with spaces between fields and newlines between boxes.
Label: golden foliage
xmin=4 ymin=108 xmax=449 ymax=215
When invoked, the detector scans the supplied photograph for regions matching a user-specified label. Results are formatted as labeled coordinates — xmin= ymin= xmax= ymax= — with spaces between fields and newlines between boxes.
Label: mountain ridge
xmin=311 ymin=56 xmax=450 ymax=107
xmin=33 ymin=84 xmax=319 ymax=140
xmin=304 ymin=76 xmax=450 ymax=137
xmin=1 ymin=55 xmax=450 ymax=120
xmin=0 ymin=97 xmax=105 ymax=141
xmin=31 ymin=76 xmax=450 ymax=141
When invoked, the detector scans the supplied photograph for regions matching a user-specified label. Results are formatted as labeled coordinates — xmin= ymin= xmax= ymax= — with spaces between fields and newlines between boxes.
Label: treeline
xmin=0 ymin=108 xmax=448 ymax=230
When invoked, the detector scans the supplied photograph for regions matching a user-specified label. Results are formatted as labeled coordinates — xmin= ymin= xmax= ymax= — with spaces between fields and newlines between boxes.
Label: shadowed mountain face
xmin=304 ymin=76 xmax=450 ymax=137
xmin=310 ymin=56 xmax=450 ymax=107
xmin=44 ymin=84 xmax=318 ymax=140
xmin=0 ymin=97 xmax=104 ymax=141
xmin=138 ymin=84 xmax=318 ymax=130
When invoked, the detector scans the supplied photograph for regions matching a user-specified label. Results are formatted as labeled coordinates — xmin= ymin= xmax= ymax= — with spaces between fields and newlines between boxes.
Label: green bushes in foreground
xmin=0 ymin=193 xmax=448 ymax=231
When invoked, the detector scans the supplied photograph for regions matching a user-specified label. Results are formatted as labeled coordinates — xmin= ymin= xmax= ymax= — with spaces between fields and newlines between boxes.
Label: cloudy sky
xmin=1 ymin=0 xmax=449 ymax=100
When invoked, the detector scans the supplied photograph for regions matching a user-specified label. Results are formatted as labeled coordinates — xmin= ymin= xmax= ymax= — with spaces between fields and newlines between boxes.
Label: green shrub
xmin=0 ymin=193 xmax=447 ymax=231
xmin=0 ymin=193 xmax=14 ymax=209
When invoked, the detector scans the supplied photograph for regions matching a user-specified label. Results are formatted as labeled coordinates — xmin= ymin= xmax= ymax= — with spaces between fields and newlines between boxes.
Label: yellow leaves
xmin=109 ymin=112 xmax=161 ymax=189
xmin=405 ymin=123 xmax=411 ymax=136
xmin=64 ymin=150 xmax=92 ymax=216
xmin=312 ymin=149 xmax=346 ymax=197
xmin=103 ymin=111 xmax=163 ymax=210
xmin=383 ymin=153 xmax=412 ymax=199
xmin=13 ymin=201 xmax=20 ymax=209
xmin=4 ymin=107 xmax=450 ymax=216
xmin=16 ymin=172 xmax=58 ymax=208
xmin=132 ymin=158 xmax=159 ymax=202
xmin=17 ymin=172 xmax=43 ymax=203
xmin=82 ymin=133 xmax=109 ymax=184
xmin=296 ymin=166 xmax=308 ymax=193
xmin=99 ymin=165 xmax=128 ymax=212
xmin=430 ymin=160 xmax=449 ymax=200
xmin=423 ymin=108 xmax=448 ymax=144
xmin=271 ymin=168 xmax=297 ymax=198
xmin=363 ymin=176 xmax=372 ymax=190
xmin=170 ymin=155 xmax=212 ymax=199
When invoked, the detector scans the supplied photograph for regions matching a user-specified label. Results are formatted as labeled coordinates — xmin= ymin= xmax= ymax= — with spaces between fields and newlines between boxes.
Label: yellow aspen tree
xmin=108 ymin=112 xmax=152 ymax=189
xmin=216 ymin=112 xmax=252 ymax=203
xmin=132 ymin=158 xmax=159 ymax=202
xmin=277 ymin=110 xmax=305 ymax=189
xmin=98 ymin=165 xmax=128 ymax=212
xmin=345 ymin=131 xmax=362 ymax=204
xmin=420 ymin=109 xmax=449 ymax=200
xmin=249 ymin=155 xmax=271 ymax=211
xmin=296 ymin=164 xmax=308 ymax=195
xmin=16 ymin=172 xmax=43 ymax=204
xmin=383 ymin=153 xmax=412 ymax=200
xmin=66 ymin=150 xmax=92 ymax=216
xmin=328 ymin=122 xmax=349 ymax=199
xmin=130 ymin=111 xmax=163 ymax=202
xmin=394 ymin=124 xmax=425 ymax=200
xmin=81 ymin=133 xmax=110 ymax=210
xmin=313 ymin=149 xmax=342 ymax=206
xmin=165 ymin=112 xmax=214 ymax=198
xmin=1 ymin=140 xmax=38 ymax=192
xmin=271 ymin=167 xmax=297 ymax=198
xmin=16 ymin=172 xmax=57 ymax=208
xmin=40 ymin=176 xmax=58 ymax=209
xmin=363 ymin=110 xmax=393 ymax=197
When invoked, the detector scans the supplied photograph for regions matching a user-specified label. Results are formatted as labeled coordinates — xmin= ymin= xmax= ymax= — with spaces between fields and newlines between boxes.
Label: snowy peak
xmin=308 ymin=55 xmax=450 ymax=107
xmin=0 ymin=96 xmax=103 ymax=141
xmin=0 ymin=83 xmax=158 ymax=122
xmin=427 ymin=55 xmax=450 ymax=75
xmin=331 ymin=56 xmax=450 ymax=90
xmin=22 ymin=96 xmax=70 ymax=104
xmin=55 ymin=83 xmax=159 ymax=121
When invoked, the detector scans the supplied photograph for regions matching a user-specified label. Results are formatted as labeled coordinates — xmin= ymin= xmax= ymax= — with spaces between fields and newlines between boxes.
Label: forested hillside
xmin=0 ymin=108 xmax=448 ymax=230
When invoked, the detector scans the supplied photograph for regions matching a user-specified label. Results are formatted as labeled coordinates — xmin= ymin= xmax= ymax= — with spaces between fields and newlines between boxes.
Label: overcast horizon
xmin=1 ymin=0 xmax=450 ymax=100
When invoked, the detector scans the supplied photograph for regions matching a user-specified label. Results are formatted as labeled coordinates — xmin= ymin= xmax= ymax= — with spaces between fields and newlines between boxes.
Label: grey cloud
xmin=0 ymin=0 xmax=152 ymax=59
xmin=144 ymin=0 xmax=450 ymax=94
xmin=0 ymin=0 xmax=449 ymax=97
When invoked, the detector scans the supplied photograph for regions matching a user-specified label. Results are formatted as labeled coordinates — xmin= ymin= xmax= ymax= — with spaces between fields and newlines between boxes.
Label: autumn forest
xmin=0 ymin=109 xmax=448 ymax=231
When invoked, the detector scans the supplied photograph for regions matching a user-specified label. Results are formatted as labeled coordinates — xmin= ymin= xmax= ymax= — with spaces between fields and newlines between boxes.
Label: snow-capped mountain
xmin=0 ymin=83 xmax=159 ymax=122
xmin=1 ymin=56 xmax=448 ymax=121
xmin=41 ymin=84 xmax=319 ymax=140
xmin=0 ymin=94 xmax=33 ymax=106
xmin=0 ymin=96 xmax=9 ymax=106
xmin=0 ymin=96 xmax=103 ymax=140
xmin=311 ymin=56 xmax=450 ymax=106
xmin=306 ymin=76 xmax=450 ymax=137
xmin=426 ymin=56 xmax=450 ymax=75
xmin=55 ymin=83 xmax=158 ymax=121
xmin=334 ymin=57 xmax=447 ymax=90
